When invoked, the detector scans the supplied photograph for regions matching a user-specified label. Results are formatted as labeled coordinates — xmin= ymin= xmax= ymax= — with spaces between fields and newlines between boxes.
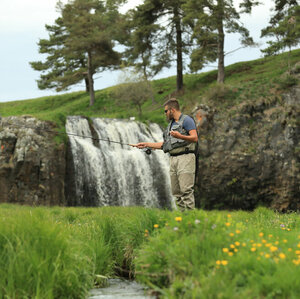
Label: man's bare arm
xmin=169 ymin=129 xmax=198 ymax=143
xmin=130 ymin=142 xmax=163 ymax=149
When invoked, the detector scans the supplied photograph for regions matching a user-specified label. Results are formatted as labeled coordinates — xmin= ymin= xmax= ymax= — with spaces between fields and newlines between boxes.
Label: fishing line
xmin=0 ymin=121 xmax=152 ymax=155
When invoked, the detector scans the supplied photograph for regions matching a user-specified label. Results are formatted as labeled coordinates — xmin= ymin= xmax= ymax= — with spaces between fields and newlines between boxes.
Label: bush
xmin=278 ymin=74 xmax=298 ymax=89
xmin=204 ymin=83 xmax=236 ymax=103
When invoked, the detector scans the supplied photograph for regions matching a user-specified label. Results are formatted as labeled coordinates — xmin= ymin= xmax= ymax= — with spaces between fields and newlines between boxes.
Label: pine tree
xmin=126 ymin=0 xmax=192 ymax=92
xmin=184 ymin=0 xmax=259 ymax=83
xmin=31 ymin=0 xmax=123 ymax=106
xmin=261 ymin=0 xmax=300 ymax=71
xmin=30 ymin=18 xmax=90 ymax=92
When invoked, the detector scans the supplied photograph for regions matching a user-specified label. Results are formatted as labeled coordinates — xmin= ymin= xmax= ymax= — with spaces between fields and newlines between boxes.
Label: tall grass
xmin=1 ymin=205 xmax=300 ymax=298
xmin=0 ymin=204 xmax=165 ymax=298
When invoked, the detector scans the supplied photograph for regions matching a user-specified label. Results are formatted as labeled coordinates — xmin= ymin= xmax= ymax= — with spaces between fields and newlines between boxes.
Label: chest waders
xmin=162 ymin=114 xmax=196 ymax=156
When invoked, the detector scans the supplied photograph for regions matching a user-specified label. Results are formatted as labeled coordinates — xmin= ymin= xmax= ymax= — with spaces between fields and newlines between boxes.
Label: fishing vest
xmin=162 ymin=114 xmax=196 ymax=155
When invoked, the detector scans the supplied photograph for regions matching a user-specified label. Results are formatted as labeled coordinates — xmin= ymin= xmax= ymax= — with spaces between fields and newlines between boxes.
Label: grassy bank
xmin=0 ymin=49 xmax=299 ymax=133
xmin=1 ymin=205 xmax=300 ymax=298
xmin=0 ymin=204 xmax=166 ymax=298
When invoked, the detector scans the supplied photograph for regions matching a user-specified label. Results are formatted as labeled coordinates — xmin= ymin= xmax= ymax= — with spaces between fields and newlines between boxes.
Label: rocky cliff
xmin=0 ymin=85 xmax=299 ymax=210
xmin=193 ymin=85 xmax=300 ymax=211
xmin=0 ymin=116 xmax=66 ymax=205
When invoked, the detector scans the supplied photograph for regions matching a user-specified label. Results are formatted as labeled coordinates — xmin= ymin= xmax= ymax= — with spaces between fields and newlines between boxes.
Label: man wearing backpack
xmin=133 ymin=98 xmax=198 ymax=211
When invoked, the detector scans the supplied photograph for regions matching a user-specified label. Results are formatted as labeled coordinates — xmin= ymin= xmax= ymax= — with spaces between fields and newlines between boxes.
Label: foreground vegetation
xmin=1 ymin=204 xmax=300 ymax=298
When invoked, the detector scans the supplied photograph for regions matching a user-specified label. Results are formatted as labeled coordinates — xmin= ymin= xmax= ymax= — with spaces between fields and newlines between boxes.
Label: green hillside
xmin=1 ymin=49 xmax=299 ymax=133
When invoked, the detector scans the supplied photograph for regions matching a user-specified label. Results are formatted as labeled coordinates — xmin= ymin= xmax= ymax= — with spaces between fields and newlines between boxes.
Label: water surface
xmin=88 ymin=278 xmax=154 ymax=299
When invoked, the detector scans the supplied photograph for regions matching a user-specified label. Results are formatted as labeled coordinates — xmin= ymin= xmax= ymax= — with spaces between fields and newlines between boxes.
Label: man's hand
xmin=170 ymin=130 xmax=182 ymax=138
xmin=130 ymin=142 xmax=148 ymax=149
xmin=170 ymin=129 xmax=198 ymax=143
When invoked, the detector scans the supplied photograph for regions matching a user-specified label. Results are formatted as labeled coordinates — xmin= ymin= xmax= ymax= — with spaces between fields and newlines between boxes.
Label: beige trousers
xmin=169 ymin=153 xmax=196 ymax=211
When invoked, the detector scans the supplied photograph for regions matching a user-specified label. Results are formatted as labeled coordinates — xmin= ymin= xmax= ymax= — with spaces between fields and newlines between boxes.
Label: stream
xmin=88 ymin=279 xmax=155 ymax=299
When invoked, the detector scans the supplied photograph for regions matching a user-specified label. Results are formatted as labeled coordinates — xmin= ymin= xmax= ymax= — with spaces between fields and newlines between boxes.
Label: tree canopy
xmin=31 ymin=0 xmax=300 ymax=103
xmin=31 ymin=0 xmax=124 ymax=106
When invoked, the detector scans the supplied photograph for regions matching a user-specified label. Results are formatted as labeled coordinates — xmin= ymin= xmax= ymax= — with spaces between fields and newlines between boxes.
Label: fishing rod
xmin=0 ymin=121 xmax=153 ymax=155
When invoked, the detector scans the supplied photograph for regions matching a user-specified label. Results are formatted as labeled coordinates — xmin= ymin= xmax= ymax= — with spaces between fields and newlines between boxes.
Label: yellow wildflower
xmin=228 ymin=252 xmax=234 ymax=256
xmin=265 ymin=243 xmax=271 ymax=247
xmin=279 ymin=253 xmax=286 ymax=259
xmin=295 ymin=250 xmax=300 ymax=255
xmin=274 ymin=241 xmax=279 ymax=245
xmin=293 ymin=259 xmax=300 ymax=265
xmin=234 ymin=249 xmax=238 ymax=253
xmin=230 ymin=244 xmax=235 ymax=249
xmin=225 ymin=222 xmax=231 ymax=227
xmin=251 ymin=247 xmax=257 ymax=252
xmin=145 ymin=229 xmax=149 ymax=233
xmin=283 ymin=239 xmax=288 ymax=243
xmin=265 ymin=254 xmax=271 ymax=258
xmin=175 ymin=217 xmax=182 ymax=222
xmin=222 ymin=248 xmax=229 ymax=253
xmin=229 ymin=233 xmax=235 ymax=237
xmin=297 ymin=243 xmax=300 ymax=248
xmin=216 ymin=260 xmax=221 ymax=265
xmin=259 ymin=232 xmax=264 ymax=237
xmin=154 ymin=224 xmax=159 ymax=228
xmin=262 ymin=239 xmax=267 ymax=243
xmin=268 ymin=234 xmax=273 ymax=238
xmin=270 ymin=246 xmax=278 ymax=252
xmin=235 ymin=241 xmax=240 ymax=246
xmin=257 ymin=243 xmax=262 ymax=247
xmin=288 ymin=248 xmax=293 ymax=252
xmin=242 ymin=242 xmax=246 ymax=247
xmin=236 ymin=230 xmax=241 ymax=234
xmin=227 ymin=214 xmax=232 ymax=218
xmin=221 ymin=260 xmax=228 ymax=266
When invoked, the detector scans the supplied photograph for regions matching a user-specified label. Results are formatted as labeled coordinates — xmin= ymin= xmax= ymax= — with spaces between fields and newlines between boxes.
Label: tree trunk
xmin=217 ymin=1 xmax=225 ymax=84
xmin=87 ymin=51 xmax=95 ymax=106
xmin=174 ymin=7 xmax=184 ymax=91
xmin=84 ymin=76 xmax=89 ymax=93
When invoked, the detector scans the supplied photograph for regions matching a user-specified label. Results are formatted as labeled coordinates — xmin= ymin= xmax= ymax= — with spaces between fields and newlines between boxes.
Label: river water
xmin=88 ymin=279 xmax=155 ymax=299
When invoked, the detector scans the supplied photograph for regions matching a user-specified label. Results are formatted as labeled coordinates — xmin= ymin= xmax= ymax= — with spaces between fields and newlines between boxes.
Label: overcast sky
xmin=0 ymin=0 xmax=274 ymax=103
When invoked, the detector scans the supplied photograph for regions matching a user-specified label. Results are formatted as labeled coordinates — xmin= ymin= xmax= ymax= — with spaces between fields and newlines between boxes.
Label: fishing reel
xmin=143 ymin=148 xmax=152 ymax=155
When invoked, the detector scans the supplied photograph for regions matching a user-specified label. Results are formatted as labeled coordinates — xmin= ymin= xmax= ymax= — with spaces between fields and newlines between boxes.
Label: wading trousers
xmin=169 ymin=153 xmax=196 ymax=211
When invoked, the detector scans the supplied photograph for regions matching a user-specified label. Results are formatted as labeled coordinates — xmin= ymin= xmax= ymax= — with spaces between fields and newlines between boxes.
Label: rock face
xmin=193 ymin=86 xmax=300 ymax=211
xmin=0 ymin=85 xmax=299 ymax=211
xmin=0 ymin=116 xmax=66 ymax=205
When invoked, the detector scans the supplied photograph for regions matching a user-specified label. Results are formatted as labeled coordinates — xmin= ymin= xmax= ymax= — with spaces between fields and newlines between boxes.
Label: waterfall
xmin=65 ymin=116 xmax=173 ymax=208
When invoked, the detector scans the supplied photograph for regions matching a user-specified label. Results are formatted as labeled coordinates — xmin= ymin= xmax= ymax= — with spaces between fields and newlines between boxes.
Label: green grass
xmin=136 ymin=207 xmax=300 ymax=298
xmin=0 ymin=204 xmax=166 ymax=298
xmin=1 ymin=49 xmax=299 ymax=138
xmin=1 ymin=205 xmax=300 ymax=298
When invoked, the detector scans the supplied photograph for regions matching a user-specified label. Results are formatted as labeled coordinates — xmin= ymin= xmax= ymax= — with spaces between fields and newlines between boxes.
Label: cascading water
xmin=65 ymin=116 xmax=173 ymax=208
